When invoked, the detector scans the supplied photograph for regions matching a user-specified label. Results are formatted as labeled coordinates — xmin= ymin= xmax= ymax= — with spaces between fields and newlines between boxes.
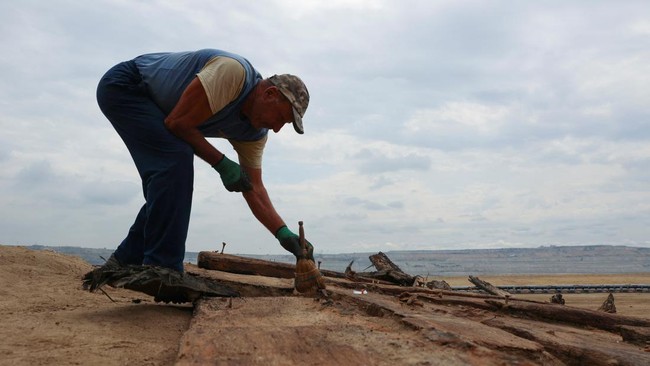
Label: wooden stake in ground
xmin=598 ymin=293 xmax=616 ymax=313
xmin=550 ymin=293 xmax=565 ymax=305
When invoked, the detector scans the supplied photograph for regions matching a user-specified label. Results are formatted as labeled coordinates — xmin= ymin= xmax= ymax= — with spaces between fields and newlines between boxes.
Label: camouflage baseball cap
xmin=268 ymin=74 xmax=309 ymax=134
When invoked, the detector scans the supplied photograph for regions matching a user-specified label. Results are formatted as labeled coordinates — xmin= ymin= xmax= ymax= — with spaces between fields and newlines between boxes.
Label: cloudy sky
xmin=1 ymin=1 xmax=649 ymax=256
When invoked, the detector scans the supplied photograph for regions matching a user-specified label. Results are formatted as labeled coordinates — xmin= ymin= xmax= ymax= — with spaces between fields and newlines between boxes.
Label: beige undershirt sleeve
xmin=229 ymin=136 xmax=267 ymax=169
xmin=196 ymin=56 xmax=246 ymax=114
xmin=197 ymin=56 xmax=266 ymax=169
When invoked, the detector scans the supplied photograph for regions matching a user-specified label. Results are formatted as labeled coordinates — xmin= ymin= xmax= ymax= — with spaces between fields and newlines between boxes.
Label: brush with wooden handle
xmin=294 ymin=221 xmax=326 ymax=293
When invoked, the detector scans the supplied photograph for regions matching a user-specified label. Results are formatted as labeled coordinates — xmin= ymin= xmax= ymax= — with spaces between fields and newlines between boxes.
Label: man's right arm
xmin=165 ymin=78 xmax=251 ymax=192
xmin=164 ymin=77 xmax=224 ymax=166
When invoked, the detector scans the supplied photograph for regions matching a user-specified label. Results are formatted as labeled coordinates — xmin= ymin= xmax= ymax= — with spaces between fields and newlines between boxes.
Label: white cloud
xmin=406 ymin=102 xmax=510 ymax=135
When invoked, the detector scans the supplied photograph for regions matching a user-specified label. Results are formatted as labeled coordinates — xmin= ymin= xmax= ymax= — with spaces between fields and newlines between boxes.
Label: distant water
xmin=241 ymin=247 xmax=650 ymax=277
xmin=25 ymin=244 xmax=650 ymax=276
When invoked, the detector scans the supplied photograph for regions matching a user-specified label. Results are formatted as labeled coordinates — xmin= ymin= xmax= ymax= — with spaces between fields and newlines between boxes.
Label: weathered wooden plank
xmin=325 ymin=276 xmax=550 ymax=305
xmin=414 ymin=293 xmax=503 ymax=311
xmin=198 ymin=252 xmax=296 ymax=278
xmin=326 ymin=287 xmax=560 ymax=364
xmin=186 ymin=263 xmax=295 ymax=297
xmin=619 ymin=325 xmax=650 ymax=346
xmin=484 ymin=317 xmax=650 ymax=366
xmin=485 ymin=299 xmax=650 ymax=333
xmin=197 ymin=251 xmax=394 ymax=285
xmin=468 ymin=275 xmax=511 ymax=297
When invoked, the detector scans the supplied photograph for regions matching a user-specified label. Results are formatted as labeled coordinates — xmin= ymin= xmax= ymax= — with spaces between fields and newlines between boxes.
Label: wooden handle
xmin=298 ymin=221 xmax=306 ymax=251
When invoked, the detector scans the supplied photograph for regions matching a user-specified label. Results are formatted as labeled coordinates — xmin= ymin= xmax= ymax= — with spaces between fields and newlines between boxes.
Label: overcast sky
xmin=1 ymin=1 xmax=649 ymax=256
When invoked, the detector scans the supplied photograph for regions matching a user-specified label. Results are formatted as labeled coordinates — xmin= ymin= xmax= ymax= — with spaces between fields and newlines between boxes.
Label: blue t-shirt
xmin=134 ymin=49 xmax=267 ymax=141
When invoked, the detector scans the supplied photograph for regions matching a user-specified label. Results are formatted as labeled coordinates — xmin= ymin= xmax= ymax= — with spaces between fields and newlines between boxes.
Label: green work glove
xmin=275 ymin=225 xmax=315 ymax=261
xmin=213 ymin=155 xmax=253 ymax=192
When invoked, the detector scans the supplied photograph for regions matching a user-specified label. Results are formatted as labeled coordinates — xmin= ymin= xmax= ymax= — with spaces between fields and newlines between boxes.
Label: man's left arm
xmin=241 ymin=165 xmax=284 ymax=234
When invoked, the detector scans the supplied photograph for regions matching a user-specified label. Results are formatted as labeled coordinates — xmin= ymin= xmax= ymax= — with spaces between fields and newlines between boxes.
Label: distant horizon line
xmin=6 ymin=243 xmax=649 ymax=256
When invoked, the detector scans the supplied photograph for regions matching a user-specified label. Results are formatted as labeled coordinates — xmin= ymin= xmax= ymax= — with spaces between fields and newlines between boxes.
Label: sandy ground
xmin=1 ymin=245 xmax=649 ymax=365
xmin=0 ymin=245 xmax=192 ymax=366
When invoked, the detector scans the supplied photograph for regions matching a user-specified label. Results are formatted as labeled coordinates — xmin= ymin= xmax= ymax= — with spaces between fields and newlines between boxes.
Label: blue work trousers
xmin=96 ymin=60 xmax=193 ymax=272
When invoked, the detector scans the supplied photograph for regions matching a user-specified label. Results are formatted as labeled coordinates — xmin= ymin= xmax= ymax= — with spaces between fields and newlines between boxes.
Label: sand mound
xmin=0 ymin=245 xmax=192 ymax=366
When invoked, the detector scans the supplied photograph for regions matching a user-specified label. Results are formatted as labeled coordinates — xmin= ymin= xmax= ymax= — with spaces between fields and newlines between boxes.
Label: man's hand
xmin=213 ymin=155 xmax=253 ymax=192
xmin=275 ymin=226 xmax=314 ymax=261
